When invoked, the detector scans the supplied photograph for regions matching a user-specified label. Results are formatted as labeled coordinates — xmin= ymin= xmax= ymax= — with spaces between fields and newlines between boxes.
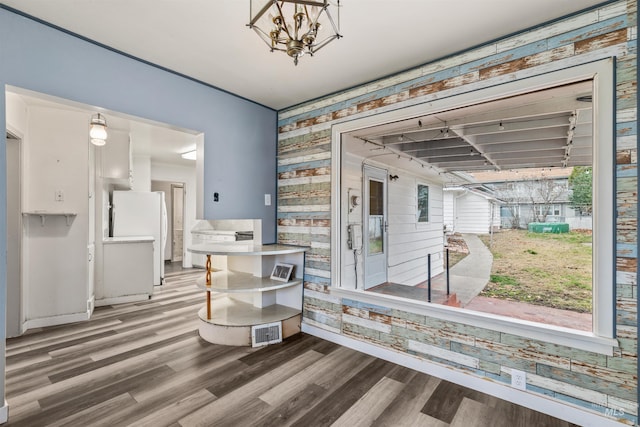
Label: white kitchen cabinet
xmin=98 ymin=236 xmax=154 ymax=305
xmin=101 ymin=129 xmax=132 ymax=187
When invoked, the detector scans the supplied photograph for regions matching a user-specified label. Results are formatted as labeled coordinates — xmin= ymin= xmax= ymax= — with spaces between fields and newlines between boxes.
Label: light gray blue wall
xmin=0 ymin=7 xmax=277 ymax=240
xmin=0 ymin=7 xmax=277 ymax=409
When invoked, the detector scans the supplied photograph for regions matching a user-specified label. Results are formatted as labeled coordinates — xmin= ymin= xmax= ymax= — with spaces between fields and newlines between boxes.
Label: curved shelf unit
xmin=195 ymin=271 xmax=303 ymax=293
xmin=188 ymin=243 xmax=307 ymax=347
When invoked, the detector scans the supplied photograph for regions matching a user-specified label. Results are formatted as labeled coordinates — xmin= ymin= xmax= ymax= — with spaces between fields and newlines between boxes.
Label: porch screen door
xmin=364 ymin=165 xmax=388 ymax=289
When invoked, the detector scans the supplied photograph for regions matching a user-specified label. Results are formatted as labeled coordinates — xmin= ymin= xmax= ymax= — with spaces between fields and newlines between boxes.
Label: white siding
xmin=342 ymin=153 xmax=445 ymax=288
xmin=456 ymin=193 xmax=490 ymax=234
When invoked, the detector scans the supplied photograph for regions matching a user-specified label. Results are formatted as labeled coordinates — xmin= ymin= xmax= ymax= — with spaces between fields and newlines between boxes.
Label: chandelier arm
xmin=308 ymin=34 xmax=339 ymax=53
xmin=323 ymin=6 xmax=340 ymax=36
xmin=251 ymin=26 xmax=288 ymax=52
xmin=248 ymin=0 xmax=276 ymax=26
xmin=274 ymin=1 xmax=294 ymax=39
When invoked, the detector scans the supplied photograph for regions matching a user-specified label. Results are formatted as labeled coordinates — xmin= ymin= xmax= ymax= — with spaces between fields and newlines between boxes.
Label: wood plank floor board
xmin=450 ymin=397 xmax=500 ymax=427
xmin=47 ymin=393 xmax=138 ymax=427
xmin=4 ymin=269 xmax=581 ymax=427
xmin=255 ymin=347 xmax=380 ymax=426
xmin=206 ymin=396 xmax=272 ymax=427
xmin=5 ymin=320 xmax=124 ymax=357
xmin=127 ymin=389 xmax=216 ymax=427
xmin=163 ymin=339 xmax=252 ymax=373
xmin=38 ymin=337 xmax=206 ymax=410
xmin=47 ymin=330 xmax=197 ymax=383
xmin=289 ymin=357 xmax=397 ymax=427
xmin=6 ymin=330 xmax=118 ymax=365
xmin=422 ymin=377 xmax=498 ymax=423
xmin=258 ymin=345 xmax=368 ymax=407
xmin=330 ymin=376 xmax=406 ymax=427
xmin=206 ymin=336 xmax=328 ymax=399
xmin=129 ymin=346 xmax=255 ymax=403
xmin=372 ymin=373 xmax=442 ymax=427
xmin=179 ymin=350 xmax=327 ymax=427
xmin=90 ymin=318 xmax=198 ymax=361
xmin=253 ymin=383 xmax=328 ymax=427
xmin=11 ymin=365 xmax=176 ymax=427
xmin=6 ymin=354 xmax=94 ymax=391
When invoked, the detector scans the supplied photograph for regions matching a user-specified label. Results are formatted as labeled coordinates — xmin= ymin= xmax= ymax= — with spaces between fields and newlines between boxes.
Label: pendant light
xmin=89 ymin=113 xmax=108 ymax=146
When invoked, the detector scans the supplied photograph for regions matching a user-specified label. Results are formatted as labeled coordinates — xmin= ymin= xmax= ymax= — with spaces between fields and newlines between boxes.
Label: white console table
xmin=188 ymin=243 xmax=307 ymax=347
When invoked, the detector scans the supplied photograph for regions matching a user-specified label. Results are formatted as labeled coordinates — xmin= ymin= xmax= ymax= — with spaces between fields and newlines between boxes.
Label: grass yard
xmin=478 ymin=229 xmax=592 ymax=313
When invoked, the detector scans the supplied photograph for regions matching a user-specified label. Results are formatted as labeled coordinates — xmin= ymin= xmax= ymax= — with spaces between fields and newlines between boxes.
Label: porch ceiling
xmin=349 ymin=80 xmax=593 ymax=173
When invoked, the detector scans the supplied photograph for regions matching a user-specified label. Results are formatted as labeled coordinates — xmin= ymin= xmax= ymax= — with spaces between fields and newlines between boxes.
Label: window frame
xmin=330 ymin=58 xmax=617 ymax=355
xmin=416 ymin=183 xmax=430 ymax=223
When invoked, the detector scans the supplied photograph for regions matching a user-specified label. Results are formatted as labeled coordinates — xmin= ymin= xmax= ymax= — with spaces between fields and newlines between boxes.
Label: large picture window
xmin=332 ymin=59 xmax=615 ymax=353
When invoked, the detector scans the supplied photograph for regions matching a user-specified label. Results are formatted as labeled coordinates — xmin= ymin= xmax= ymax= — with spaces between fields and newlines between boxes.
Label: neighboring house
xmin=443 ymin=186 xmax=502 ymax=234
xmin=470 ymin=168 xmax=593 ymax=230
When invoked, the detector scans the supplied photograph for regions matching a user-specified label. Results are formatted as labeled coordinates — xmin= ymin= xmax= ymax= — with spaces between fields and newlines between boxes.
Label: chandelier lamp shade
xmin=248 ymin=0 xmax=341 ymax=65
xmin=89 ymin=113 xmax=108 ymax=146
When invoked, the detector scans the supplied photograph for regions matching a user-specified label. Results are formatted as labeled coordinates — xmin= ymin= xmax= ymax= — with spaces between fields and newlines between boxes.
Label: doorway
xmin=171 ymin=184 xmax=184 ymax=262
xmin=363 ymin=165 xmax=388 ymax=289
xmin=6 ymin=133 xmax=22 ymax=337
xmin=151 ymin=180 xmax=185 ymax=264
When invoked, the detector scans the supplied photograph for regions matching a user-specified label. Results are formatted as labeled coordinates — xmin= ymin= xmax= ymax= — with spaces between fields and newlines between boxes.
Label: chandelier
xmin=248 ymin=0 xmax=341 ymax=65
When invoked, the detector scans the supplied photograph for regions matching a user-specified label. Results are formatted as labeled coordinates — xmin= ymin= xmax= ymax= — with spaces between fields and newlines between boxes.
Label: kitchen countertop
xmin=103 ymin=236 xmax=154 ymax=244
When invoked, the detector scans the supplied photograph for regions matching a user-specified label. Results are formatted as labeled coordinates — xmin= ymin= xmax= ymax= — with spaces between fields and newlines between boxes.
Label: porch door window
xmin=364 ymin=165 xmax=388 ymax=289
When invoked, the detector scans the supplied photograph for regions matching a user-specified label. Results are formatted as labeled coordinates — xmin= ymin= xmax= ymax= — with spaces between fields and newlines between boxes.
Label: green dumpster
xmin=527 ymin=222 xmax=570 ymax=233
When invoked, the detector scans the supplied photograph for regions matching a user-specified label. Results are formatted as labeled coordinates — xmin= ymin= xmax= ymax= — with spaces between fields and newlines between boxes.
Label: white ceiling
xmin=1 ymin=0 xmax=606 ymax=110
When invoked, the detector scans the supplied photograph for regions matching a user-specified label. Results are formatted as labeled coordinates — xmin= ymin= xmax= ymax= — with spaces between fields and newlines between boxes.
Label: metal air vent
xmin=251 ymin=322 xmax=282 ymax=347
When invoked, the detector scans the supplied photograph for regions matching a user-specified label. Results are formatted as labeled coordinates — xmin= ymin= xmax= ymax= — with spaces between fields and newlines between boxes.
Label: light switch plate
xmin=265 ymin=194 xmax=271 ymax=206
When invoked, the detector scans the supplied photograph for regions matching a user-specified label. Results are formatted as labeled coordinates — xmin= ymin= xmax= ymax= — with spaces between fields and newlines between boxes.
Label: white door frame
xmin=6 ymin=133 xmax=23 ymax=337
xmin=171 ymin=183 xmax=185 ymax=262
xmin=363 ymin=165 xmax=388 ymax=289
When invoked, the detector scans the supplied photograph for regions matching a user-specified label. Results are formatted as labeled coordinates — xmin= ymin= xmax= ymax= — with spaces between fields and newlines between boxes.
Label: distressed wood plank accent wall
xmin=278 ymin=0 xmax=637 ymax=423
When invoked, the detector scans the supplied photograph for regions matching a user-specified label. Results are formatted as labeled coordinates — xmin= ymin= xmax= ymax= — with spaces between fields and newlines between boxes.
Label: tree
xmin=568 ymin=166 xmax=592 ymax=215
xmin=525 ymin=178 xmax=568 ymax=222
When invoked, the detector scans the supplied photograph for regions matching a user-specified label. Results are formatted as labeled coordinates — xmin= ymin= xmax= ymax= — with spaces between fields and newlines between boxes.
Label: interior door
xmin=364 ymin=165 xmax=388 ymax=289
xmin=171 ymin=184 xmax=184 ymax=262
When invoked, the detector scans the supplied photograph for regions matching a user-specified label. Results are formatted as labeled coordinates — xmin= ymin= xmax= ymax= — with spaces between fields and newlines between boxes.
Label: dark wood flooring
xmin=4 ymin=269 xmax=579 ymax=426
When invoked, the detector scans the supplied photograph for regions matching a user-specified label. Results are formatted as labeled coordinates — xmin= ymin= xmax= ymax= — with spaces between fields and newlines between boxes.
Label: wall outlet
xmin=55 ymin=190 xmax=64 ymax=202
xmin=264 ymin=194 xmax=271 ymax=206
xmin=511 ymin=369 xmax=527 ymax=390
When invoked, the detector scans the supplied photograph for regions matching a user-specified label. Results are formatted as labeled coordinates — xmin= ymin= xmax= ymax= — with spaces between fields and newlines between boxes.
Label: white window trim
xmin=330 ymin=58 xmax=616 ymax=355
xmin=416 ymin=182 xmax=430 ymax=224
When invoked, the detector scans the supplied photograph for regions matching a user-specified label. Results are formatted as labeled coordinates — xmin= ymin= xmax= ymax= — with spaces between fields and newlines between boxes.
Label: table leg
xmin=206 ymin=254 xmax=212 ymax=320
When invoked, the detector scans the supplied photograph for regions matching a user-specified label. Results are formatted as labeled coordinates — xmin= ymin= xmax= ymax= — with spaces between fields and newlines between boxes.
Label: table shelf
xmin=195 ymin=270 xmax=303 ymax=293
xmin=187 ymin=243 xmax=307 ymax=347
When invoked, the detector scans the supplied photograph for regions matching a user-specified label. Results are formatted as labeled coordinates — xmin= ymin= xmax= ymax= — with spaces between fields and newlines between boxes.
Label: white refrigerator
xmin=111 ymin=191 xmax=168 ymax=286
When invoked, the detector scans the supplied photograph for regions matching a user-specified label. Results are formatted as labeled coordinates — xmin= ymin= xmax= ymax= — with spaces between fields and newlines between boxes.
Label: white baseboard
xmin=23 ymin=311 xmax=91 ymax=331
xmin=95 ymin=294 xmax=151 ymax=307
xmin=0 ymin=400 xmax=7 ymax=423
xmin=302 ymin=322 xmax=628 ymax=427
